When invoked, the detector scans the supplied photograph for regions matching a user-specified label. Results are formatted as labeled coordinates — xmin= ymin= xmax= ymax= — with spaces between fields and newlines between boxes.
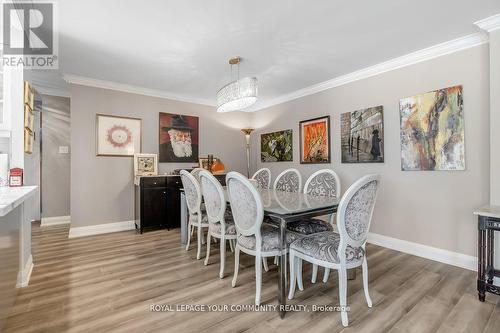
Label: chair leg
xmin=204 ymin=233 xmax=211 ymax=266
xmin=255 ymin=255 xmax=262 ymax=305
xmin=288 ymin=253 xmax=297 ymax=300
xmin=323 ymin=268 xmax=330 ymax=283
xmin=219 ymin=237 xmax=226 ymax=279
xmin=263 ymin=257 xmax=269 ymax=272
xmin=338 ymin=267 xmax=349 ymax=327
xmin=311 ymin=264 xmax=318 ymax=283
xmin=297 ymin=258 xmax=304 ymax=291
xmin=231 ymin=245 xmax=240 ymax=287
xmin=362 ymin=257 xmax=372 ymax=307
xmin=201 ymin=228 xmax=205 ymax=245
xmin=185 ymin=223 xmax=192 ymax=251
xmin=274 ymin=256 xmax=279 ymax=266
xmin=196 ymin=226 xmax=202 ymax=260
xmin=229 ymin=239 xmax=234 ymax=252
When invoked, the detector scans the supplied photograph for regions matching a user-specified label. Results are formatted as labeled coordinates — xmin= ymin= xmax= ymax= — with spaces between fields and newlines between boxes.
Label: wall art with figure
xmin=159 ymin=113 xmax=199 ymax=163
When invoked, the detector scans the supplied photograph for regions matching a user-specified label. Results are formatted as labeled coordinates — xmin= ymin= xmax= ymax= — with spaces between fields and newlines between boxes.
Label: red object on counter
xmin=9 ymin=168 xmax=23 ymax=187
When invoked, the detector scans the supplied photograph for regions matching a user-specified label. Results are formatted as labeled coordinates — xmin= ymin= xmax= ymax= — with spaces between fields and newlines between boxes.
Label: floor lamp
xmin=241 ymin=128 xmax=254 ymax=178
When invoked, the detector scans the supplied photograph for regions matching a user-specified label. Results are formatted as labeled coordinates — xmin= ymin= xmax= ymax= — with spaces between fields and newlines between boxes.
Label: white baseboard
xmin=68 ymin=220 xmax=135 ymax=238
xmin=367 ymin=232 xmax=477 ymax=271
xmin=16 ymin=254 xmax=33 ymax=288
xmin=41 ymin=215 xmax=71 ymax=226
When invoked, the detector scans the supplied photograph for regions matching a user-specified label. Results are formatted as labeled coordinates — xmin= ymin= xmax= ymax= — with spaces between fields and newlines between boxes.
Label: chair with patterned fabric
xmin=287 ymin=169 xmax=341 ymax=285
xmin=180 ymin=170 xmax=209 ymax=260
xmin=199 ymin=170 xmax=237 ymax=279
xmin=288 ymin=174 xmax=380 ymax=327
xmin=191 ymin=168 xmax=205 ymax=182
xmin=227 ymin=171 xmax=301 ymax=305
xmin=251 ymin=168 xmax=271 ymax=189
xmin=273 ymin=168 xmax=302 ymax=192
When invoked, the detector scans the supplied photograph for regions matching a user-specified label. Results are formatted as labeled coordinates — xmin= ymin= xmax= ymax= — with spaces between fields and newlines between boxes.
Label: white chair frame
xmin=180 ymin=170 xmax=209 ymax=260
xmin=273 ymin=168 xmax=302 ymax=193
xmin=288 ymin=174 xmax=380 ymax=327
xmin=190 ymin=167 xmax=205 ymax=181
xmin=251 ymin=168 xmax=271 ymax=189
xmin=199 ymin=170 xmax=237 ymax=279
xmin=227 ymin=171 xmax=288 ymax=305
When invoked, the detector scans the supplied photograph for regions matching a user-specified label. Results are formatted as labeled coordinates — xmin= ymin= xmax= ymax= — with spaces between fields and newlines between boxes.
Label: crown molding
xmin=63 ymin=74 xmax=216 ymax=107
xmin=475 ymin=13 xmax=500 ymax=32
xmin=250 ymin=32 xmax=489 ymax=112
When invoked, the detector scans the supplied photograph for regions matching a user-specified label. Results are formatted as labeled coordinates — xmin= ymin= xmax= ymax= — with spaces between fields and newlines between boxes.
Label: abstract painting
xmin=399 ymin=85 xmax=464 ymax=171
xmin=260 ymin=129 xmax=293 ymax=162
xmin=96 ymin=114 xmax=141 ymax=156
xmin=299 ymin=116 xmax=330 ymax=164
xmin=341 ymin=106 xmax=384 ymax=163
xmin=159 ymin=113 xmax=199 ymax=163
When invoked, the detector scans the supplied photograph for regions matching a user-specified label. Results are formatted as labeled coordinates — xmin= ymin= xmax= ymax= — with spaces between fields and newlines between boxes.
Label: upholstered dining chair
xmin=180 ymin=170 xmax=209 ymax=260
xmin=227 ymin=171 xmax=301 ymax=305
xmin=199 ymin=170 xmax=237 ymax=279
xmin=273 ymin=168 xmax=302 ymax=192
xmin=191 ymin=168 xmax=205 ymax=182
xmin=251 ymin=168 xmax=271 ymax=189
xmin=287 ymin=169 xmax=341 ymax=285
xmin=288 ymin=174 xmax=380 ymax=327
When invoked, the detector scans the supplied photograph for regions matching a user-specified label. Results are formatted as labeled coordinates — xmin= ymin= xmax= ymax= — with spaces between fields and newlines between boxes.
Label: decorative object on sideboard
xmin=241 ymin=128 xmax=254 ymax=177
xmin=159 ymin=113 xmax=199 ymax=163
xmin=299 ymin=116 xmax=331 ymax=164
xmin=217 ymin=57 xmax=258 ymax=113
xmin=400 ymin=85 xmax=464 ymax=171
xmin=341 ymin=106 xmax=384 ymax=163
xmin=134 ymin=153 xmax=158 ymax=176
xmin=96 ymin=114 xmax=142 ymax=157
xmin=261 ymin=129 xmax=293 ymax=162
xmin=198 ymin=156 xmax=225 ymax=174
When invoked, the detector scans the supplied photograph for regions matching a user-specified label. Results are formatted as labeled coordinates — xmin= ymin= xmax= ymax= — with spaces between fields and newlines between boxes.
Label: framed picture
xmin=400 ymin=85 xmax=464 ymax=171
xmin=24 ymin=81 xmax=34 ymax=110
xmin=299 ymin=116 xmax=330 ymax=164
xmin=24 ymin=129 xmax=33 ymax=154
xmin=159 ymin=113 xmax=199 ymax=163
xmin=96 ymin=114 xmax=142 ymax=157
xmin=134 ymin=153 xmax=158 ymax=176
xmin=341 ymin=106 xmax=384 ymax=163
xmin=260 ymin=129 xmax=293 ymax=162
xmin=24 ymin=105 xmax=34 ymax=131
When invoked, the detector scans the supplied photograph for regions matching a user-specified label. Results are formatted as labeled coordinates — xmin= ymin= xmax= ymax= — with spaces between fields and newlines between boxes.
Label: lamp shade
xmin=216 ymin=77 xmax=258 ymax=113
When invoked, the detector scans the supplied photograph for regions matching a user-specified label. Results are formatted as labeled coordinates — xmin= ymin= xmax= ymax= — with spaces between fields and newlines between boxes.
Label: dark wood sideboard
xmin=134 ymin=174 xmax=227 ymax=233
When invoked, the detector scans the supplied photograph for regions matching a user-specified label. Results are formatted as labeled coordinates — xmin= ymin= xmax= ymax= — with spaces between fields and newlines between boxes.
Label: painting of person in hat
xmin=159 ymin=113 xmax=199 ymax=163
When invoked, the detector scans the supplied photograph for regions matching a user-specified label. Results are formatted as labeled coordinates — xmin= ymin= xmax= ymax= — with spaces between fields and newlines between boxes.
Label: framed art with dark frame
xmin=299 ymin=115 xmax=331 ymax=164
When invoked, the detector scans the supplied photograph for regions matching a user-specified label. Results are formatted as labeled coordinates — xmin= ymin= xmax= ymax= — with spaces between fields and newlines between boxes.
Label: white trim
xmin=63 ymin=74 xmax=216 ymax=107
xmin=40 ymin=215 xmax=71 ymax=226
xmin=250 ymin=33 xmax=489 ymax=111
xmin=16 ymin=254 xmax=33 ymax=288
xmin=367 ymin=232 xmax=477 ymax=271
xmin=475 ymin=13 xmax=500 ymax=33
xmin=68 ymin=220 xmax=135 ymax=238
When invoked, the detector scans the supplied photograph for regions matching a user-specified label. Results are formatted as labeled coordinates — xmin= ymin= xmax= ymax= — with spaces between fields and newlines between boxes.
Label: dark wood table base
xmin=477 ymin=215 xmax=500 ymax=301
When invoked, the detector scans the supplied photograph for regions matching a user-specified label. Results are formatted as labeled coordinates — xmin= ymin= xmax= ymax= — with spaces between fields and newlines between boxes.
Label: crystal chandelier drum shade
xmin=216 ymin=77 xmax=258 ymax=113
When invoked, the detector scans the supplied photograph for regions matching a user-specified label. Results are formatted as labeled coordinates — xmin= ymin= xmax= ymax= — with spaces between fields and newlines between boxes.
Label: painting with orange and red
xmin=159 ymin=112 xmax=199 ymax=163
xmin=299 ymin=116 xmax=330 ymax=164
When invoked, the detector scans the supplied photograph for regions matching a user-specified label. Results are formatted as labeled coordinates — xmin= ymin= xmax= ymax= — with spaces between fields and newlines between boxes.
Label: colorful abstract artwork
xmin=341 ymin=106 xmax=384 ymax=163
xmin=159 ymin=113 xmax=199 ymax=163
xmin=299 ymin=116 xmax=330 ymax=164
xmin=260 ymin=129 xmax=293 ymax=162
xmin=399 ymin=85 xmax=465 ymax=171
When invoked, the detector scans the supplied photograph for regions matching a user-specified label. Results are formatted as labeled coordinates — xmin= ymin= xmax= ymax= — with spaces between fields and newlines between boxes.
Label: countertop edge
xmin=0 ymin=186 xmax=38 ymax=217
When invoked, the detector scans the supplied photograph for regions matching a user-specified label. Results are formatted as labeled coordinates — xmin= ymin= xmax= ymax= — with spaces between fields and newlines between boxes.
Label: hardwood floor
xmin=4 ymin=222 xmax=500 ymax=333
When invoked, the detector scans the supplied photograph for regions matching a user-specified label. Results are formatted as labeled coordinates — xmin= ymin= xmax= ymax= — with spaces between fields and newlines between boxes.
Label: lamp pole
xmin=241 ymin=128 xmax=254 ymax=178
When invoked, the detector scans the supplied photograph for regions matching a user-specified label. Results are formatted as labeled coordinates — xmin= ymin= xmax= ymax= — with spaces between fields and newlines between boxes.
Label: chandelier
xmin=216 ymin=57 xmax=258 ymax=113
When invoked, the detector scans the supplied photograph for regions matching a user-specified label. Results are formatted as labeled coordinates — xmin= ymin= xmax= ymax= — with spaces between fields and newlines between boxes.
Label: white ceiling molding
xmin=475 ymin=13 xmax=500 ymax=32
xmin=63 ymin=74 xmax=216 ymax=107
xmin=250 ymin=32 xmax=489 ymax=112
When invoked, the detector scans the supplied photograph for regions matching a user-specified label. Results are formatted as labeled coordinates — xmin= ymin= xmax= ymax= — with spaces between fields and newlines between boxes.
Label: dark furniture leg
xmin=478 ymin=216 xmax=486 ymax=302
xmin=487 ymin=229 xmax=494 ymax=285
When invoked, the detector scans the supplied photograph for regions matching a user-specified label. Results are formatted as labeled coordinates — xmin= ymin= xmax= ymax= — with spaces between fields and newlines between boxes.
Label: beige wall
xmin=70 ymin=85 xmax=250 ymax=227
xmin=250 ymin=45 xmax=490 ymax=257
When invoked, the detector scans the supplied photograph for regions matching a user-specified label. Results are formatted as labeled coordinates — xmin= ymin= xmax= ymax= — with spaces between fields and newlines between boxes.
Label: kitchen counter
xmin=0 ymin=186 xmax=38 ymax=217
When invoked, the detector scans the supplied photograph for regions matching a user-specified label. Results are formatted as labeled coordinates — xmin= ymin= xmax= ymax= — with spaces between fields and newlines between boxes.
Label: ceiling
xmin=40 ymin=0 xmax=500 ymax=108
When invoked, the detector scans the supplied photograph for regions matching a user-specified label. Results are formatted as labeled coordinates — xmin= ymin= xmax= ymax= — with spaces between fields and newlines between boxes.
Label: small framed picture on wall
xmin=299 ymin=115 xmax=331 ymax=164
xmin=134 ymin=153 xmax=158 ymax=176
xmin=96 ymin=114 xmax=142 ymax=157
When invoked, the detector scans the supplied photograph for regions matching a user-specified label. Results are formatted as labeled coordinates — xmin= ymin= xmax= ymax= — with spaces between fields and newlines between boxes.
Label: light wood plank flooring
xmin=4 ymin=222 xmax=500 ymax=333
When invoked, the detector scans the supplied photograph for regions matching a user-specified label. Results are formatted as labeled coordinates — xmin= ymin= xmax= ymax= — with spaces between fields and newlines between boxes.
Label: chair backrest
xmin=304 ymin=169 xmax=341 ymax=198
xmin=251 ymin=168 xmax=271 ymax=189
xmin=180 ymin=170 xmax=202 ymax=216
xmin=226 ymin=172 xmax=264 ymax=240
xmin=336 ymin=174 xmax=380 ymax=253
xmin=199 ymin=170 xmax=226 ymax=224
xmin=191 ymin=168 xmax=204 ymax=182
xmin=273 ymin=168 xmax=302 ymax=192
